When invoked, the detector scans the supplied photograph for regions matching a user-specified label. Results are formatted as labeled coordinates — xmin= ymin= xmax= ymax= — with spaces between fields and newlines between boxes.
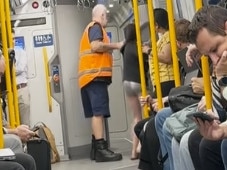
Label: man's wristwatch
xmin=218 ymin=76 xmax=227 ymax=100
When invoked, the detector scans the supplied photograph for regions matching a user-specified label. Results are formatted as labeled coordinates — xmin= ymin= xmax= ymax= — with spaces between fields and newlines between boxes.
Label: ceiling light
xmin=109 ymin=4 xmax=114 ymax=8
xmin=107 ymin=10 xmax=110 ymax=13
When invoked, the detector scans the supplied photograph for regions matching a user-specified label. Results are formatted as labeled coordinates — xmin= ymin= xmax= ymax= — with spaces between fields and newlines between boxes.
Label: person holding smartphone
xmin=186 ymin=5 xmax=227 ymax=170
xmin=0 ymin=48 xmax=36 ymax=170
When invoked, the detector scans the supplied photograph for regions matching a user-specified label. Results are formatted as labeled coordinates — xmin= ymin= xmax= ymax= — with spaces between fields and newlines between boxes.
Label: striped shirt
xmin=211 ymin=76 xmax=226 ymax=122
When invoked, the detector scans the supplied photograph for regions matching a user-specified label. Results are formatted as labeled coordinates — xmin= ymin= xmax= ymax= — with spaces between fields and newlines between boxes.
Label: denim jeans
xmin=155 ymin=107 xmax=173 ymax=170
xmin=163 ymin=122 xmax=174 ymax=170
xmin=172 ymin=130 xmax=195 ymax=170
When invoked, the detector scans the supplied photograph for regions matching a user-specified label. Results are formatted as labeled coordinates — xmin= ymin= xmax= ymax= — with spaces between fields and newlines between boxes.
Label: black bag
xmin=138 ymin=118 xmax=163 ymax=170
xmin=27 ymin=139 xmax=51 ymax=170
xmin=31 ymin=122 xmax=60 ymax=163
xmin=168 ymin=85 xmax=202 ymax=112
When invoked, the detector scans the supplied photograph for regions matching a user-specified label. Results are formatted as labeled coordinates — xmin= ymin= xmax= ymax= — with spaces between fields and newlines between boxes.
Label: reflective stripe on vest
xmin=79 ymin=49 xmax=93 ymax=57
xmin=78 ymin=67 xmax=112 ymax=78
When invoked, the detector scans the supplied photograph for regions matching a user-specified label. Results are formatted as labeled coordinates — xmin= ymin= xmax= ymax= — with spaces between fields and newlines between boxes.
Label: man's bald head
xmin=92 ymin=4 xmax=108 ymax=27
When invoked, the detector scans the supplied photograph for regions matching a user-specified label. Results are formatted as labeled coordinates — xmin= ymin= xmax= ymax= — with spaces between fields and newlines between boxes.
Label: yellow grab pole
xmin=0 ymin=0 xmax=16 ymax=127
xmin=5 ymin=0 xmax=20 ymax=126
xmin=43 ymin=47 xmax=52 ymax=112
xmin=5 ymin=0 xmax=13 ymax=49
xmin=132 ymin=0 xmax=149 ymax=118
xmin=195 ymin=0 xmax=203 ymax=10
xmin=0 ymin=99 xmax=3 ymax=148
xmin=147 ymin=0 xmax=163 ymax=109
xmin=166 ymin=0 xmax=181 ymax=87
xmin=201 ymin=57 xmax=212 ymax=109
xmin=195 ymin=0 xmax=212 ymax=109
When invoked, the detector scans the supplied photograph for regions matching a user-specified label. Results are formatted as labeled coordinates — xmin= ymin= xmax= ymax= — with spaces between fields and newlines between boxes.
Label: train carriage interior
xmin=0 ymin=0 xmax=223 ymax=169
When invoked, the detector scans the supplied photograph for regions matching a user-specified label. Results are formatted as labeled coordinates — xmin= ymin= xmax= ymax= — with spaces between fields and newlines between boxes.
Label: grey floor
xmin=52 ymin=138 xmax=139 ymax=170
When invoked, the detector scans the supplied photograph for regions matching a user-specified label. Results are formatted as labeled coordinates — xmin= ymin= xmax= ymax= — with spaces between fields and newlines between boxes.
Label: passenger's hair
xmin=188 ymin=5 xmax=227 ymax=44
xmin=92 ymin=4 xmax=106 ymax=18
xmin=175 ymin=18 xmax=191 ymax=43
xmin=123 ymin=23 xmax=136 ymax=42
xmin=154 ymin=8 xmax=169 ymax=30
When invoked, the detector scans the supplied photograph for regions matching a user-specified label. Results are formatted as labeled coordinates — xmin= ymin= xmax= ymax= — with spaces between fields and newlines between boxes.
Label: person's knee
xmin=24 ymin=154 xmax=36 ymax=170
xmin=155 ymin=108 xmax=172 ymax=127
xmin=15 ymin=153 xmax=36 ymax=170
xmin=0 ymin=161 xmax=25 ymax=170
xmin=4 ymin=134 xmax=23 ymax=153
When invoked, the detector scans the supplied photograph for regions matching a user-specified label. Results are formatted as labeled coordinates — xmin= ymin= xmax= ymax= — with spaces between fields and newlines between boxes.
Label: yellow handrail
xmin=194 ymin=0 xmax=212 ymax=110
xmin=5 ymin=0 xmax=13 ymax=49
xmin=5 ymin=0 xmax=20 ymax=126
xmin=132 ymin=0 xmax=149 ymax=118
xmin=0 ymin=0 xmax=16 ymax=127
xmin=147 ymin=0 xmax=163 ymax=110
xmin=43 ymin=47 xmax=52 ymax=112
xmin=0 ymin=99 xmax=3 ymax=148
xmin=166 ymin=0 xmax=181 ymax=87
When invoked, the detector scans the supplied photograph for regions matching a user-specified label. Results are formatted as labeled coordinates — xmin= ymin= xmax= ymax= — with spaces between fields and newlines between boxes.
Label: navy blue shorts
xmin=81 ymin=81 xmax=110 ymax=118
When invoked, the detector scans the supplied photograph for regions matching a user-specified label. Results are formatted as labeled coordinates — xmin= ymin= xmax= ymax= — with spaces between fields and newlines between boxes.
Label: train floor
xmin=52 ymin=138 xmax=139 ymax=170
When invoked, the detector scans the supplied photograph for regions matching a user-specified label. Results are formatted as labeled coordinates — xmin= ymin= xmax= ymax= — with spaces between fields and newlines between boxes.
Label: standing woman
xmin=143 ymin=8 xmax=175 ymax=97
xmin=120 ymin=23 xmax=149 ymax=160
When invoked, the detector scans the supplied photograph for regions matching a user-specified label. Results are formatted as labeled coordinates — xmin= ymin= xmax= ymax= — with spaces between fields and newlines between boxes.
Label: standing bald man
xmin=78 ymin=4 xmax=123 ymax=162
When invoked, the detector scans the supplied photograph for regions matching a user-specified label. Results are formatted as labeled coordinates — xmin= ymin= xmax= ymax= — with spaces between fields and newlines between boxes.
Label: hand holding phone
xmin=187 ymin=112 xmax=215 ymax=122
xmin=30 ymin=126 xmax=39 ymax=132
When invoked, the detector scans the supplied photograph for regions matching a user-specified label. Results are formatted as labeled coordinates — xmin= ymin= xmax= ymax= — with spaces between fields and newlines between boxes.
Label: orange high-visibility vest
xmin=78 ymin=21 xmax=112 ymax=88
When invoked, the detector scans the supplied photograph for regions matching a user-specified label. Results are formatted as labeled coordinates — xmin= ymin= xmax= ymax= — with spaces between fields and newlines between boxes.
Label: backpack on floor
xmin=31 ymin=122 xmax=60 ymax=163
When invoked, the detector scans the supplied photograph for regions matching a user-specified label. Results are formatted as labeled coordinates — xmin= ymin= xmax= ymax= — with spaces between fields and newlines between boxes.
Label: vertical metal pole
xmin=5 ymin=0 xmax=20 ymax=126
xmin=0 ymin=0 xmax=15 ymax=128
xmin=132 ymin=0 xmax=149 ymax=117
xmin=166 ymin=0 xmax=181 ymax=87
xmin=146 ymin=0 xmax=163 ymax=109
xmin=104 ymin=118 xmax=110 ymax=147
xmin=0 ymin=99 xmax=3 ymax=148
xmin=194 ymin=0 xmax=212 ymax=110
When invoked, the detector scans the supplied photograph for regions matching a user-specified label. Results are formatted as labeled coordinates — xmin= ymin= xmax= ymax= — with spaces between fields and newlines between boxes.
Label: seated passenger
xmin=0 ymin=51 xmax=36 ymax=170
xmin=157 ymin=19 xmax=205 ymax=170
xmin=136 ymin=17 xmax=204 ymax=170
xmin=135 ymin=11 xmax=185 ymax=170
xmin=186 ymin=5 xmax=227 ymax=170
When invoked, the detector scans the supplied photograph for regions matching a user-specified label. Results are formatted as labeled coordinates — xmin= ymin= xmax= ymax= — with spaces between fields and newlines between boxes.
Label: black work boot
xmin=95 ymin=139 xmax=123 ymax=162
xmin=90 ymin=135 xmax=95 ymax=160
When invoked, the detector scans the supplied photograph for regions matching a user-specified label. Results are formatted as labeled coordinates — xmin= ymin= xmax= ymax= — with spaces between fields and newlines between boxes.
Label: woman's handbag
xmin=165 ymin=103 xmax=198 ymax=142
xmin=168 ymin=85 xmax=202 ymax=112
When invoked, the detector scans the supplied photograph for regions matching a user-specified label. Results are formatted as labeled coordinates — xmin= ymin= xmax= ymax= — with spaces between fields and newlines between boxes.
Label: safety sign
xmin=33 ymin=34 xmax=53 ymax=47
